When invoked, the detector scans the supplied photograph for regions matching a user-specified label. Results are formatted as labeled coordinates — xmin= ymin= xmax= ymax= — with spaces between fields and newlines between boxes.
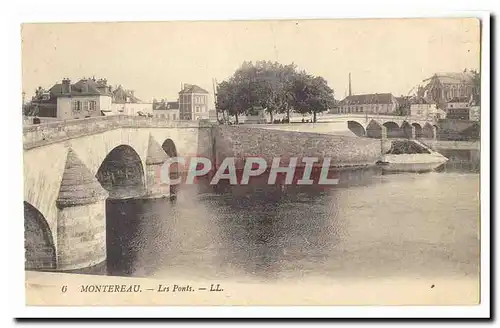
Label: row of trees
xmin=215 ymin=61 xmax=336 ymax=123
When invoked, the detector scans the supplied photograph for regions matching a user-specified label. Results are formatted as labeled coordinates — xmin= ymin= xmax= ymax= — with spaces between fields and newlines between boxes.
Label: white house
xmin=56 ymin=78 xmax=113 ymax=120
xmin=410 ymin=99 xmax=446 ymax=120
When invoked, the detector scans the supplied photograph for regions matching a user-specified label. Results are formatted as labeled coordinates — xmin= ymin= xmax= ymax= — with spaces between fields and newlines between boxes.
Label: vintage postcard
xmin=19 ymin=14 xmax=488 ymax=316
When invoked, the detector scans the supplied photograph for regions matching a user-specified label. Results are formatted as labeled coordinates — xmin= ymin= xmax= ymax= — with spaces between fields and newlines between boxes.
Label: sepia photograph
xmin=15 ymin=7 xmax=490 ymax=319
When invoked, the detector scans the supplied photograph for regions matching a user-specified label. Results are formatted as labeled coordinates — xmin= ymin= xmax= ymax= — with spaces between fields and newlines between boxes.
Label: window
xmin=72 ymin=100 xmax=81 ymax=112
xmin=195 ymin=106 xmax=200 ymax=113
xmin=89 ymin=101 xmax=97 ymax=111
xmin=82 ymin=100 xmax=89 ymax=111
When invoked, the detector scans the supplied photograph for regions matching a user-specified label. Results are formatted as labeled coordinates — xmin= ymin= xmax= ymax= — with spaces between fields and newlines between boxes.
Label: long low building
xmin=336 ymin=93 xmax=399 ymax=114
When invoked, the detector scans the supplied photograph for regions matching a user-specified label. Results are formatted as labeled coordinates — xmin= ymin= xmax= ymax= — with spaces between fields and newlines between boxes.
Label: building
xmin=446 ymin=96 xmax=473 ymax=120
xmin=56 ymin=78 xmax=113 ymax=120
xmin=410 ymin=98 xmax=446 ymax=120
xmin=109 ymin=84 xmax=153 ymax=116
xmin=152 ymin=100 xmax=180 ymax=121
xmin=418 ymin=70 xmax=477 ymax=108
xmin=394 ymin=95 xmax=412 ymax=116
xmin=178 ymin=84 xmax=210 ymax=120
xmin=29 ymin=77 xmax=154 ymax=119
xmin=337 ymin=93 xmax=398 ymax=114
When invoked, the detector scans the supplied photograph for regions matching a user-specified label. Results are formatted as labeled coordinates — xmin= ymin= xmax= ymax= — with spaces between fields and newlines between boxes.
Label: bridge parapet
xmin=23 ymin=115 xmax=214 ymax=149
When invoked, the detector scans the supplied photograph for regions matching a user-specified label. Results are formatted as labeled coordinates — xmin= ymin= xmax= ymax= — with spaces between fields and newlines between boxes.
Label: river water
xmin=104 ymin=148 xmax=480 ymax=283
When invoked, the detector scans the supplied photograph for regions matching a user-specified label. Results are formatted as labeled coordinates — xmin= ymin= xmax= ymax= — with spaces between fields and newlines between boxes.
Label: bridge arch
xmin=366 ymin=120 xmax=383 ymax=138
xmin=347 ymin=121 xmax=366 ymax=137
xmin=24 ymin=201 xmax=56 ymax=270
xmin=423 ymin=123 xmax=435 ymax=139
xmin=162 ymin=138 xmax=178 ymax=157
xmin=383 ymin=121 xmax=400 ymax=138
xmin=96 ymin=145 xmax=146 ymax=199
xmin=412 ymin=123 xmax=423 ymax=138
xmin=162 ymin=138 xmax=180 ymax=195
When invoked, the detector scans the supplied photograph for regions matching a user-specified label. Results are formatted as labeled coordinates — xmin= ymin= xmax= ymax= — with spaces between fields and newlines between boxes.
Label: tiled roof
xmin=179 ymin=84 xmax=209 ymax=94
xmin=340 ymin=93 xmax=394 ymax=105
xmin=50 ymin=78 xmax=113 ymax=97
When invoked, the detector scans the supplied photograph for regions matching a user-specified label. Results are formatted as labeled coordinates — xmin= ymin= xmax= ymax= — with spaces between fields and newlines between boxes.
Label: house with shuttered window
xmin=56 ymin=78 xmax=113 ymax=120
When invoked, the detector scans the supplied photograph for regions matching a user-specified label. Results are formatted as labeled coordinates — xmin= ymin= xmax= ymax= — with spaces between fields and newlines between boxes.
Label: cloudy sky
xmin=21 ymin=18 xmax=480 ymax=105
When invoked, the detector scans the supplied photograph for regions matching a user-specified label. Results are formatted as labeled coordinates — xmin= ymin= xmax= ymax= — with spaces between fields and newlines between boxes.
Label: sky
xmin=21 ymin=18 xmax=480 ymax=105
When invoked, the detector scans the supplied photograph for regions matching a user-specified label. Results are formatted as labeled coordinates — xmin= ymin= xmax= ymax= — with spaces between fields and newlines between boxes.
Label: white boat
xmin=376 ymin=139 xmax=448 ymax=173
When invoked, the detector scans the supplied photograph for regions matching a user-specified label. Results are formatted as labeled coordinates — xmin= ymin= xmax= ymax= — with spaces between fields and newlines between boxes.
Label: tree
xmin=215 ymin=79 xmax=253 ymax=124
xmin=289 ymin=73 xmax=335 ymax=123
xmin=22 ymin=102 xmax=39 ymax=117
xmin=216 ymin=61 xmax=334 ymax=123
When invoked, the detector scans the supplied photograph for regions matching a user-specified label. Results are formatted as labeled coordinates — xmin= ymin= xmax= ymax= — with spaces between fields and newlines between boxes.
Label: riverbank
xmin=423 ymin=140 xmax=480 ymax=151
xmin=25 ymin=271 xmax=479 ymax=306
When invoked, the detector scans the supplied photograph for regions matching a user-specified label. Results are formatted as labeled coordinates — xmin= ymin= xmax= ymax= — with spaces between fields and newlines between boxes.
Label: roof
xmin=340 ymin=93 xmax=394 ymax=105
xmin=179 ymin=84 xmax=209 ymax=94
xmin=51 ymin=78 xmax=113 ymax=97
xmin=423 ymin=71 xmax=474 ymax=85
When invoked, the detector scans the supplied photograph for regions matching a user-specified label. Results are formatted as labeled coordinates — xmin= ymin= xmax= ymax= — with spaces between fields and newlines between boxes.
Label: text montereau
xmin=80 ymin=284 xmax=141 ymax=293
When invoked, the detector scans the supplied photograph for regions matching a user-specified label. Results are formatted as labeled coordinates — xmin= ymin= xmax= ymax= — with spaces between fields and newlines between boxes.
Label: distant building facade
xmin=410 ymin=98 xmax=446 ymax=121
xmin=109 ymin=84 xmax=152 ymax=116
xmin=179 ymin=84 xmax=210 ymax=120
xmin=446 ymin=96 xmax=474 ymax=120
xmin=29 ymin=77 xmax=153 ymax=119
xmin=337 ymin=93 xmax=398 ymax=114
xmin=152 ymin=100 xmax=180 ymax=121
xmin=418 ymin=70 xmax=477 ymax=108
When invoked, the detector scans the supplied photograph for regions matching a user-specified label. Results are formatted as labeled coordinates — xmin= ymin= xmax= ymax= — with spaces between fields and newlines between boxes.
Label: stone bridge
xmin=23 ymin=115 xmax=214 ymax=272
xmin=23 ymin=115 xmax=387 ymax=273
xmin=267 ymin=114 xmax=439 ymax=139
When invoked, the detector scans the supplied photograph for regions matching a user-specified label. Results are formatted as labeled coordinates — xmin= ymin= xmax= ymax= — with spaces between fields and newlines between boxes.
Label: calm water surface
xmin=104 ymin=148 xmax=480 ymax=282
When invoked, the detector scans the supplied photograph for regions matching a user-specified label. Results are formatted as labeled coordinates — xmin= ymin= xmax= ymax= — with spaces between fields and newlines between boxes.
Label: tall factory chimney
xmin=348 ymin=73 xmax=352 ymax=97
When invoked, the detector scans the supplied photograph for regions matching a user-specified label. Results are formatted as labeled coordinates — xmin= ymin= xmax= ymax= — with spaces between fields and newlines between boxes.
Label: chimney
xmin=62 ymin=78 xmax=71 ymax=94
xmin=348 ymin=73 xmax=352 ymax=97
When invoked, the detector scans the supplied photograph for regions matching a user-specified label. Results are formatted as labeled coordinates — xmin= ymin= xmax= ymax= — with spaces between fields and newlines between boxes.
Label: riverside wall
xmin=213 ymin=125 xmax=382 ymax=170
